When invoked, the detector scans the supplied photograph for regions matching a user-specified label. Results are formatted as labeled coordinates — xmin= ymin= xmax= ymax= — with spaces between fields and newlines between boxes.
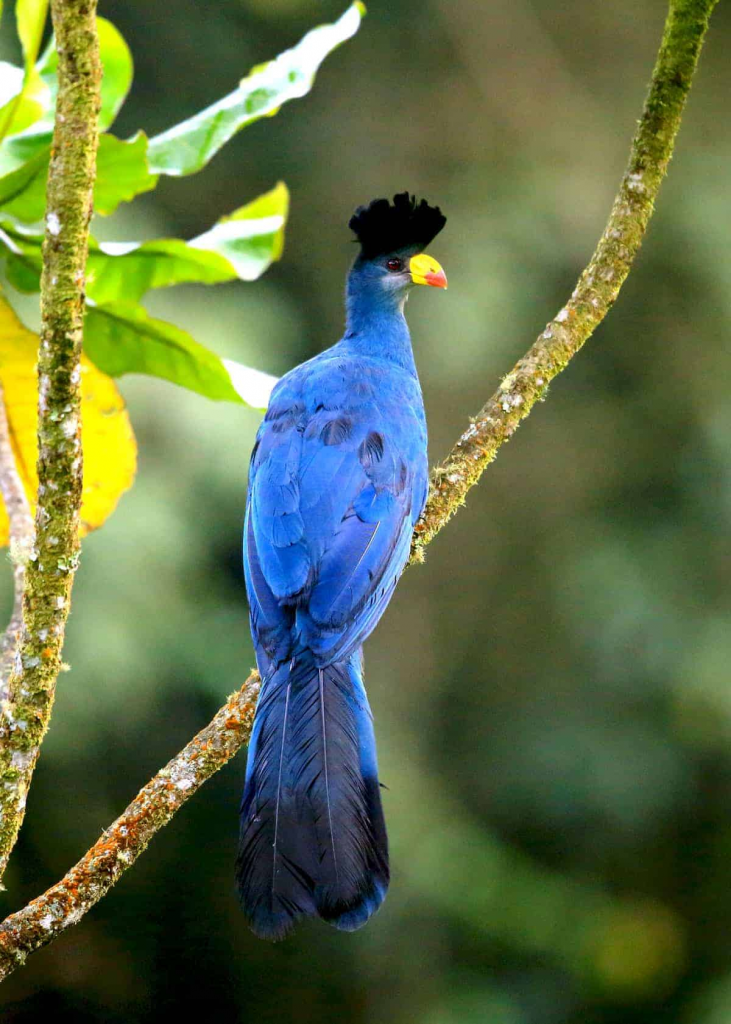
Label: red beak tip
xmin=425 ymin=271 xmax=448 ymax=289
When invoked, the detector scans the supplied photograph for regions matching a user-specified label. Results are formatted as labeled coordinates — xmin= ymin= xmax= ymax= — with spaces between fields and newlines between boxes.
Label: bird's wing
xmin=245 ymin=365 xmax=427 ymax=664
xmin=244 ymin=382 xmax=307 ymax=666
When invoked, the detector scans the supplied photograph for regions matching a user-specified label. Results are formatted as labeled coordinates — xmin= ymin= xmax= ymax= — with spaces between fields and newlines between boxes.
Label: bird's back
xmin=245 ymin=344 xmax=428 ymax=663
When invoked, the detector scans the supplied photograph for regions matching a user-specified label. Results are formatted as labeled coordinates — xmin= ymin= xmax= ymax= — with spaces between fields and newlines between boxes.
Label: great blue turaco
xmin=237 ymin=193 xmax=447 ymax=939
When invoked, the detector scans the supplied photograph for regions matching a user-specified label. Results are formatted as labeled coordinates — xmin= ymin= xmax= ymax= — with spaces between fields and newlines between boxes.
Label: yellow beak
xmin=409 ymin=250 xmax=444 ymax=288
xmin=409 ymin=252 xmax=447 ymax=289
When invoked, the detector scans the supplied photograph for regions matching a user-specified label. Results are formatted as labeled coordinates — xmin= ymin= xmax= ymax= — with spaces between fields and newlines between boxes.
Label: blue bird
xmin=237 ymin=193 xmax=447 ymax=939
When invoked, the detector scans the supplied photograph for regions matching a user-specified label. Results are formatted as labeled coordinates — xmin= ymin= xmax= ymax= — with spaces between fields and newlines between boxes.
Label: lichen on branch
xmin=410 ymin=0 xmax=719 ymax=561
xmin=0 ymin=675 xmax=259 ymax=979
xmin=0 ymin=0 xmax=719 ymax=984
xmin=0 ymin=0 xmax=101 ymax=879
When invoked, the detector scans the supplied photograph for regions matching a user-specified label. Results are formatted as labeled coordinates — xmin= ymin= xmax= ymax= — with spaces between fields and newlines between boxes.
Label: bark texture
xmin=0 ymin=0 xmax=100 ymax=878
xmin=0 ymin=677 xmax=259 ymax=978
xmin=410 ymin=0 xmax=719 ymax=561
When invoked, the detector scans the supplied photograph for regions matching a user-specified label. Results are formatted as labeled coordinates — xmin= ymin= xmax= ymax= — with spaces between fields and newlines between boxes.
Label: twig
xmin=0 ymin=383 xmax=34 ymax=700
xmin=0 ymin=0 xmax=718 ymax=982
xmin=0 ymin=0 xmax=101 ymax=878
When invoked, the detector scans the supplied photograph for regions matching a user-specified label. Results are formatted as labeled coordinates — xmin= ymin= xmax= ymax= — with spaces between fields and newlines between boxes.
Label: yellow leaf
xmin=0 ymin=292 xmax=137 ymax=544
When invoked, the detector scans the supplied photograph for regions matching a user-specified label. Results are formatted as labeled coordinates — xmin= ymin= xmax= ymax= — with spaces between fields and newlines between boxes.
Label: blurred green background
xmin=2 ymin=0 xmax=731 ymax=1021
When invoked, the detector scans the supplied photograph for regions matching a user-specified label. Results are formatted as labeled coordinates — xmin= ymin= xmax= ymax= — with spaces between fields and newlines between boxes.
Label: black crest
xmin=349 ymin=192 xmax=446 ymax=260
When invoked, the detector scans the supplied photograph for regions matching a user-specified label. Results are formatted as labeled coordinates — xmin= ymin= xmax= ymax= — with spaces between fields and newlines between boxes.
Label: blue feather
xmin=237 ymin=653 xmax=388 ymax=940
xmin=238 ymin=194 xmax=444 ymax=939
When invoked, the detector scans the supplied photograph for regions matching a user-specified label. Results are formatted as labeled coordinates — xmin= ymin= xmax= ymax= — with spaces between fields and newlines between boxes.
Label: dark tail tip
xmin=238 ymin=877 xmax=389 ymax=941
xmin=317 ymin=875 xmax=389 ymax=933
xmin=237 ymin=856 xmax=389 ymax=940
xmin=242 ymin=902 xmax=302 ymax=943
xmin=237 ymin=653 xmax=389 ymax=939
xmin=235 ymin=848 xmax=318 ymax=942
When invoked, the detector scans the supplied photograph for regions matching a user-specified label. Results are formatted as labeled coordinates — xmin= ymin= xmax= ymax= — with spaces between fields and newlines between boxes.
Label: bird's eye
xmin=386 ymin=258 xmax=402 ymax=272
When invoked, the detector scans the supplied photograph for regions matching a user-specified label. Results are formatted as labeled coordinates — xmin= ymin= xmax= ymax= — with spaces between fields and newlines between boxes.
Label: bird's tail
xmin=236 ymin=649 xmax=388 ymax=940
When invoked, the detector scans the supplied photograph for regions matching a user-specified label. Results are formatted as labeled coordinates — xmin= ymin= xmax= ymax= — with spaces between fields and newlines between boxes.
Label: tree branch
xmin=0 ymin=676 xmax=259 ymax=979
xmin=0 ymin=384 xmax=34 ymax=699
xmin=0 ymin=0 xmax=100 ymax=878
xmin=410 ymin=0 xmax=718 ymax=560
xmin=0 ymin=0 xmax=718 ymax=981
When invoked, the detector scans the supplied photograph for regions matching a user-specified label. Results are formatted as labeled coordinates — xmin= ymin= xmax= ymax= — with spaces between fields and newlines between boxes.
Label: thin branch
xmin=410 ymin=0 xmax=719 ymax=560
xmin=0 ymin=0 xmax=718 ymax=981
xmin=0 ymin=0 xmax=101 ymax=878
xmin=0 ymin=676 xmax=260 ymax=979
xmin=0 ymin=384 xmax=34 ymax=700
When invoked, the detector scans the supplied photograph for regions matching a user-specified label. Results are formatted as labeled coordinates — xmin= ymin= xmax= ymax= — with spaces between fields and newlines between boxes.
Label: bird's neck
xmin=342 ymin=279 xmax=416 ymax=374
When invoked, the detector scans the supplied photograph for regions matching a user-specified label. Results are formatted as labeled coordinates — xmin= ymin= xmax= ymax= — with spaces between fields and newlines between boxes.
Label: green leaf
xmin=87 ymin=240 xmax=233 ymax=305
xmin=178 ymin=180 xmax=290 ymax=280
xmin=0 ymin=63 xmax=24 ymax=111
xmin=35 ymin=17 xmax=132 ymax=133
xmin=146 ymin=2 xmax=365 ymax=177
xmin=96 ymin=18 xmax=134 ymax=131
xmin=0 ymin=17 xmax=133 ymax=172
xmin=0 ymin=5 xmax=361 ymax=217
xmin=94 ymin=132 xmax=158 ymax=215
xmin=3 ymin=251 xmax=38 ymax=292
xmin=0 ymin=122 xmax=48 ymax=173
xmin=0 ymin=145 xmax=48 ymax=220
xmin=0 ymin=72 xmax=47 ymax=141
xmin=84 ymin=301 xmax=278 ymax=407
xmin=0 ymin=181 xmax=289 ymax=300
xmin=85 ymin=302 xmax=247 ymax=403
xmin=0 ymin=0 xmax=49 ymax=144
xmin=0 ymin=243 xmax=278 ymax=404
xmin=0 ymin=132 xmax=158 ymax=222
xmin=16 ymin=0 xmax=49 ymax=72
xmin=0 ymin=220 xmax=40 ymax=290
xmin=87 ymin=182 xmax=287 ymax=302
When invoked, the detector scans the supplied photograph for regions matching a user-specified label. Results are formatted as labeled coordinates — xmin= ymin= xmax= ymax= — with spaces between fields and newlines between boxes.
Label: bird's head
xmin=348 ymin=193 xmax=447 ymax=305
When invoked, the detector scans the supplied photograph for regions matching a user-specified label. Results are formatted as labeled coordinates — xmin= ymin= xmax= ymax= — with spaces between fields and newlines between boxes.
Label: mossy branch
xmin=0 ymin=0 xmax=101 ymax=879
xmin=0 ymin=0 xmax=717 ymax=981
xmin=0 ymin=676 xmax=260 ymax=979
xmin=410 ymin=0 xmax=718 ymax=560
